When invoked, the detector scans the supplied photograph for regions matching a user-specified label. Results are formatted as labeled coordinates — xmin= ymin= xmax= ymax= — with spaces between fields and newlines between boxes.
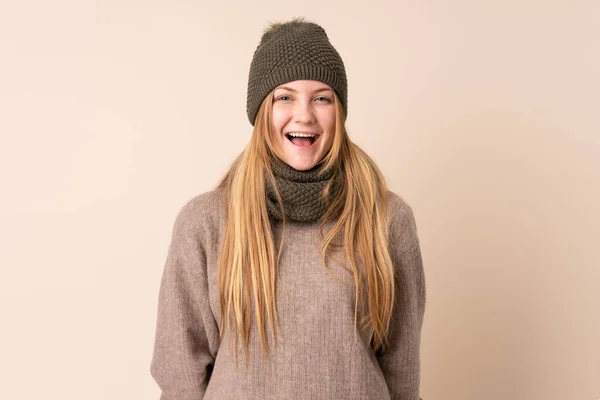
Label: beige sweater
xmin=150 ymin=188 xmax=425 ymax=399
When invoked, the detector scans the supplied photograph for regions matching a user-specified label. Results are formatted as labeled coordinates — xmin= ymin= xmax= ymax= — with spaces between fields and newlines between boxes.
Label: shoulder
xmin=171 ymin=187 xmax=227 ymax=238
xmin=385 ymin=190 xmax=420 ymax=255
xmin=385 ymin=190 xmax=415 ymax=224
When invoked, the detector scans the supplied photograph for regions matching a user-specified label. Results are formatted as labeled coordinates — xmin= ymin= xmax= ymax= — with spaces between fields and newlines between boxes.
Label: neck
xmin=265 ymin=158 xmax=338 ymax=222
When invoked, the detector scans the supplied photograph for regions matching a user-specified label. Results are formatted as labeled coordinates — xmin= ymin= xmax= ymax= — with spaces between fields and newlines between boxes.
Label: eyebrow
xmin=275 ymin=86 xmax=333 ymax=93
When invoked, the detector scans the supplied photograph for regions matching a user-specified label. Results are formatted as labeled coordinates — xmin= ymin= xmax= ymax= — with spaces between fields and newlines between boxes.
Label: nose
xmin=293 ymin=99 xmax=316 ymax=124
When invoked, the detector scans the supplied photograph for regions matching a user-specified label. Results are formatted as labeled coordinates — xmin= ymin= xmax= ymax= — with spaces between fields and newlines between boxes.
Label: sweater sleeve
xmin=377 ymin=198 xmax=426 ymax=400
xmin=150 ymin=199 xmax=219 ymax=400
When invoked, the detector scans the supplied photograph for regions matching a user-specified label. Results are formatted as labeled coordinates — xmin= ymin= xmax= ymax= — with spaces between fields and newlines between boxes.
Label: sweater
xmin=150 ymin=187 xmax=426 ymax=399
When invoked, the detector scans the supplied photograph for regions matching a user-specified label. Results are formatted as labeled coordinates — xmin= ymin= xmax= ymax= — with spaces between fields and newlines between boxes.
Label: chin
xmin=286 ymin=159 xmax=318 ymax=171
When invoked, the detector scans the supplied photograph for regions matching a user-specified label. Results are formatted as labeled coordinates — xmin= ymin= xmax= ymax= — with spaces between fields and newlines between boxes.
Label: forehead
xmin=274 ymin=80 xmax=333 ymax=92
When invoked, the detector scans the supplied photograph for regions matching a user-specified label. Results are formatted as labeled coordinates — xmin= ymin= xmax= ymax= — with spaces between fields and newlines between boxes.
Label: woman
xmin=150 ymin=18 xmax=426 ymax=400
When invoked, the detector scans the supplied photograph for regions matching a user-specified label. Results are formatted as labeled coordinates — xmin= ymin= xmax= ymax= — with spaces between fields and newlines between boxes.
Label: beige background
xmin=1 ymin=0 xmax=598 ymax=399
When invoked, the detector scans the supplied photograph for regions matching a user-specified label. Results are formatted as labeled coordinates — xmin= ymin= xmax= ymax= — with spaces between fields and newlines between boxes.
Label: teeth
xmin=287 ymin=132 xmax=316 ymax=138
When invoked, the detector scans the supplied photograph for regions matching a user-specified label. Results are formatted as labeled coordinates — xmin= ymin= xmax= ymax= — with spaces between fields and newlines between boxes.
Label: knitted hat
xmin=246 ymin=18 xmax=348 ymax=126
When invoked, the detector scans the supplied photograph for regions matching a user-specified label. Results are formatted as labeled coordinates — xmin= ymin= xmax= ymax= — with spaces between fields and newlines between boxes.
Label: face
xmin=271 ymin=80 xmax=336 ymax=171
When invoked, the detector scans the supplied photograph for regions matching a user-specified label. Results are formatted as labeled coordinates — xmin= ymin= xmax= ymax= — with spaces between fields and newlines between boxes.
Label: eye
xmin=276 ymin=95 xmax=292 ymax=101
xmin=315 ymin=96 xmax=332 ymax=103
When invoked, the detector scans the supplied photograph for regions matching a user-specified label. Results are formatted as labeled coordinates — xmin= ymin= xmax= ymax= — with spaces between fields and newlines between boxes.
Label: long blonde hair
xmin=217 ymin=89 xmax=395 ymax=360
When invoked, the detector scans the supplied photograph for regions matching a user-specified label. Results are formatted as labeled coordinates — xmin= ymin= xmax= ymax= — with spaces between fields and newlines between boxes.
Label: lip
xmin=284 ymin=131 xmax=320 ymax=136
xmin=285 ymin=132 xmax=321 ymax=149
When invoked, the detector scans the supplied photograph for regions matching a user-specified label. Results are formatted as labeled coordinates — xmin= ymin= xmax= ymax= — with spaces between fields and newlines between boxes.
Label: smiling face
xmin=270 ymin=80 xmax=336 ymax=171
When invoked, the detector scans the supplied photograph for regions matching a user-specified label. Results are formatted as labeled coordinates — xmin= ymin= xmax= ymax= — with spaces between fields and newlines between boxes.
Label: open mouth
xmin=285 ymin=132 xmax=320 ymax=148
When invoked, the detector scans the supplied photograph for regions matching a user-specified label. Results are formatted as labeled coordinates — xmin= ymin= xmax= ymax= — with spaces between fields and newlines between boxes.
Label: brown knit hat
xmin=246 ymin=18 xmax=348 ymax=126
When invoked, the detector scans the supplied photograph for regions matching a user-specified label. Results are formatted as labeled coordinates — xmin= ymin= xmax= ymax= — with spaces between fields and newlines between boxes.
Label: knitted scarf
xmin=265 ymin=158 xmax=339 ymax=222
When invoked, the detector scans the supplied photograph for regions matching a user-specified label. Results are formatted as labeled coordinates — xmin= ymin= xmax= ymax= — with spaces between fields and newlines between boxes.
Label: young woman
xmin=150 ymin=18 xmax=426 ymax=400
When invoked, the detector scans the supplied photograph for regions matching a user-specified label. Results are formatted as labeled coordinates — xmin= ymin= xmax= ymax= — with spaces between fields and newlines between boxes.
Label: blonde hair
xmin=217 ymin=90 xmax=394 ymax=361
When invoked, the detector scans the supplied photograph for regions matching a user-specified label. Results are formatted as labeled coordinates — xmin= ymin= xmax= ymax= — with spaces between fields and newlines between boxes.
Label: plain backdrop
xmin=1 ymin=1 xmax=598 ymax=399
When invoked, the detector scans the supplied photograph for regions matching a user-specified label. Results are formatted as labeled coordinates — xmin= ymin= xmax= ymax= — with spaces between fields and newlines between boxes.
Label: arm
xmin=377 ymin=199 xmax=426 ymax=400
xmin=150 ymin=199 xmax=219 ymax=399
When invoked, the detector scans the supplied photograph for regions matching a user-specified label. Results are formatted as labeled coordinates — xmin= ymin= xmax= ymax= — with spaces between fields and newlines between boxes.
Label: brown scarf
xmin=265 ymin=158 xmax=340 ymax=222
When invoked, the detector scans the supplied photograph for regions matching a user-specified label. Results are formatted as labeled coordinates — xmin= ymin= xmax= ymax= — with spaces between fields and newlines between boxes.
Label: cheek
xmin=323 ymin=132 xmax=335 ymax=151
xmin=271 ymin=107 xmax=288 ymax=134
xmin=321 ymin=111 xmax=336 ymax=143
xmin=324 ymin=107 xmax=336 ymax=128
